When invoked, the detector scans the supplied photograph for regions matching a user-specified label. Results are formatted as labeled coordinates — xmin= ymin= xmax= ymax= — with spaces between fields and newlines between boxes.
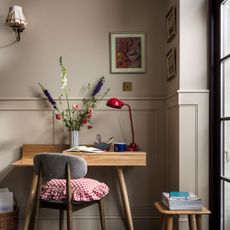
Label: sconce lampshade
xmin=6 ymin=5 xmax=28 ymax=41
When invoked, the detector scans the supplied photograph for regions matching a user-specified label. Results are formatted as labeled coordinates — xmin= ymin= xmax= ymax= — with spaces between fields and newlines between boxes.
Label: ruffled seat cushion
xmin=40 ymin=178 xmax=109 ymax=202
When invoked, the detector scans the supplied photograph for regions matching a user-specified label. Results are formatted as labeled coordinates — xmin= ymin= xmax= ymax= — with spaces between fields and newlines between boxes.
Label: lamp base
xmin=127 ymin=142 xmax=138 ymax=151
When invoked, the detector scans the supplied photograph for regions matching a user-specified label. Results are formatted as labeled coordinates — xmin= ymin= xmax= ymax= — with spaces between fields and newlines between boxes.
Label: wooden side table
xmin=154 ymin=201 xmax=211 ymax=230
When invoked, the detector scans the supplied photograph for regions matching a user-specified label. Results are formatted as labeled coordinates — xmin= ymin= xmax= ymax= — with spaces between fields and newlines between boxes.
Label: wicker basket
xmin=0 ymin=208 xmax=18 ymax=230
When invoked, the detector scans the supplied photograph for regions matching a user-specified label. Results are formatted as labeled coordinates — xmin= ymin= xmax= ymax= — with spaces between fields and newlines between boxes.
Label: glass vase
xmin=69 ymin=130 xmax=79 ymax=147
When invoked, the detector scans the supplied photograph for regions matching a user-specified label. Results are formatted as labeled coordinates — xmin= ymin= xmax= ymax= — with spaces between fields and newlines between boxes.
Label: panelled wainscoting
xmin=0 ymin=97 xmax=164 ymax=230
xmin=165 ymin=90 xmax=209 ymax=229
xmin=0 ymin=92 xmax=209 ymax=230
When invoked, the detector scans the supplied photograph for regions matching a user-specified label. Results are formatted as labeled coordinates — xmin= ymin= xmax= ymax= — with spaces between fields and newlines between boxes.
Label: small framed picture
xmin=110 ymin=32 xmax=146 ymax=73
xmin=166 ymin=48 xmax=176 ymax=81
xmin=166 ymin=6 xmax=176 ymax=42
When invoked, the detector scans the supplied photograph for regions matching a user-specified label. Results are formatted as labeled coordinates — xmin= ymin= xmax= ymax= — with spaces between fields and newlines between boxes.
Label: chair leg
xmin=59 ymin=210 xmax=64 ymax=230
xmin=98 ymin=199 xmax=106 ymax=230
xmin=66 ymin=164 xmax=73 ymax=230
xmin=67 ymin=206 xmax=73 ymax=230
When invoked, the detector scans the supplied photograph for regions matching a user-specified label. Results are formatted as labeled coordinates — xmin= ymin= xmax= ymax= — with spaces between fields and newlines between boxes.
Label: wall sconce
xmin=6 ymin=5 xmax=28 ymax=42
xmin=106 ymin=98 xmax=138 ymax=151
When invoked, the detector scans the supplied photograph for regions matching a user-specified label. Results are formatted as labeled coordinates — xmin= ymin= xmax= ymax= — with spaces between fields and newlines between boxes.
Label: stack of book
xmin=162 ymin=191 xmax=202 ymax=210
xmin=0 ymin=188 xmax=13 ymax=213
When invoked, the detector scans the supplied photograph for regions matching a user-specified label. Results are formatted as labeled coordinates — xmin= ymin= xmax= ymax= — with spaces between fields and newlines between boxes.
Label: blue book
xmin=169 ymin=191 xmax=189 ymax=198
xmin=162 ymin=192 xmax=202 ymax=210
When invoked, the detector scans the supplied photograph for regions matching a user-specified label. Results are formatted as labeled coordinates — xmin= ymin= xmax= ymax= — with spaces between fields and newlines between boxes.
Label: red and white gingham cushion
xmin=40 ymin=178 xmax=109 ymax=202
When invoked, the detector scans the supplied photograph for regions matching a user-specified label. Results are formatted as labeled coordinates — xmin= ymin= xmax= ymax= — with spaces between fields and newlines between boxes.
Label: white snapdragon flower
xmin=60 ymin=56 xmax=68 ymax=90
xmin=61 ymin=77 xmax=68 ymax=89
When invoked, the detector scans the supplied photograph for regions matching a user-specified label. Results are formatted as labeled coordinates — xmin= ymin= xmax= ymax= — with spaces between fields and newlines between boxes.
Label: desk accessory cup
xmin=114 ymin=142 xmax=127 ymax=152
xmin=94 ymin=142 xmax=111 ymax=151
xmin=94 ymin=135 xmax=113 ymax=151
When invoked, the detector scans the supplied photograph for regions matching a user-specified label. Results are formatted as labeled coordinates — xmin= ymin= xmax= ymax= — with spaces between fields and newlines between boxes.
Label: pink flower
xmin=73 ymin=103 xmax=80 ymax=110
xmin=55 ymin=113 xmax=62 ymax=120
xmin=87 ymin=114 xmax=92 ymax=119
xmin=88 ymin=107 xmax=93 ymax=114
xmin=82 ymin=119 xmax=88 ymax=124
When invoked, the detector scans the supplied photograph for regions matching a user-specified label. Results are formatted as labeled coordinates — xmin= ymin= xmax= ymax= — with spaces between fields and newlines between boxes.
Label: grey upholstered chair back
xmin=33 ymin=153 xmax=87 ymax=180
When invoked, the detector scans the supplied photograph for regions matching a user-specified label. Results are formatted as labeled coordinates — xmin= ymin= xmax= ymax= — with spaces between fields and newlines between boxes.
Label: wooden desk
xmin=12 ymin=144 xmax=146 ymax=230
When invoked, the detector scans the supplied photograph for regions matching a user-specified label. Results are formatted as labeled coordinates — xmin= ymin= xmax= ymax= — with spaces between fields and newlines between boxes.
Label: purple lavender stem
xmin=91 ymin=77 xmax=105 ymax=97
xmin=39 ymin=83 xmax=57 ymax=108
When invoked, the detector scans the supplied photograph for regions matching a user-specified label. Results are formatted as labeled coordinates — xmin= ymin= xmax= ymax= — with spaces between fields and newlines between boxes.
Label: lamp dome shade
xmin=106 ymin=98 xmax=124 ymax=109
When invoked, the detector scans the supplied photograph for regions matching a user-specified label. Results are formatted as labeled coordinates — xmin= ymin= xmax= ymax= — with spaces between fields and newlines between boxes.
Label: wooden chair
xmin=30 ymin=153 xmax=108 ymax=230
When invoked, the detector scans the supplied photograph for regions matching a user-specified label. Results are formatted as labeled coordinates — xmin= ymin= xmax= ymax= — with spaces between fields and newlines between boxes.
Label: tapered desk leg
xmin=23 ymin=174 xmax=38 ymax=230
xmin=116 ymin=167 xmax=134 ymax=230
xmin=196 ymin=214 xmax=202 ymax=230
xmin=166 ymin=215 xmax=173 ymax=230
xmin=188 ymin=214 xmax=196 ymax=230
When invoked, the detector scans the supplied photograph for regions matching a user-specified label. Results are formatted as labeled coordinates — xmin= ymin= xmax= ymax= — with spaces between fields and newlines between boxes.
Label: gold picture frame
xmin=110 ymin=32 xmax=146 ymax=73
xmin=166 ymin=6 xmax=176 ymax=43
xmin=166 ymin=48 xmax=176 ymax=81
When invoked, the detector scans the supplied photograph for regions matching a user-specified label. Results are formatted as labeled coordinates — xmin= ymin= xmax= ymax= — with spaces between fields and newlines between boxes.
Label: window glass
xmin=224 ymin=181 xmax=230 ymax=229
xmin=223 ymin=120 xmax=230 ymax=178
xmin=221 ymin=58 xmax=230 ymax=117
xmin=221 ymin=0 xmax=230 ymax=57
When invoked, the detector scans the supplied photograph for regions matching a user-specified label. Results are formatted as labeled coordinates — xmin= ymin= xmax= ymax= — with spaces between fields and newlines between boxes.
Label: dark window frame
xmin=210 ymin=0 xmax=230 ymax=229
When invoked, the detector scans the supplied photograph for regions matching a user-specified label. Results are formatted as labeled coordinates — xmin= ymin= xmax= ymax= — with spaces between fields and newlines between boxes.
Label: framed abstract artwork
xmin=110 ymin=32 xmax=146 ymax=73
xmin=166 ymin=48 xmax=176 ymax=81
xmin=166 ymin=6 xmax=176 ymax=42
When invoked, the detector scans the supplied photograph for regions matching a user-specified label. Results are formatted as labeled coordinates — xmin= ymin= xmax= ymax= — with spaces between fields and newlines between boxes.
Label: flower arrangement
xmin=39 ymin=57 xmax=109 ymax=131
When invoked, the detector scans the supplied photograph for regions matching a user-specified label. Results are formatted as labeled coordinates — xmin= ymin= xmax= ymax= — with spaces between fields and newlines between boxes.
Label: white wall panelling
xmin=178 ymin=91 xmax=209 ymax=204
xmin=179 ymin=104 xmax=198 ymax=195
xmin=178 ymin=91 xmax=209 ymax=229
xmin=165 ymin=91 xmax=209 ymax=229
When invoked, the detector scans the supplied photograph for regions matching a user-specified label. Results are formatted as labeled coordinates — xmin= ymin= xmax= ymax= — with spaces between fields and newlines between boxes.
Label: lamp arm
xmin=124 ymin=103 xmax=135 ymax=144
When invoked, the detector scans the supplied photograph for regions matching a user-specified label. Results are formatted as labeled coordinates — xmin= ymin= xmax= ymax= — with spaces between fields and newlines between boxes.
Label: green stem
xmin=98 ymin=88 xmax=110 ymax=101
xmin=65 ymin=89 xmax=72 ymax=129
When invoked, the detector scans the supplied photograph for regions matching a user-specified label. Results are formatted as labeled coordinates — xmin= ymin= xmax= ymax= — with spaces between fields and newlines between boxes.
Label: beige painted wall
xmin=0 ymin=0 xmax=209 ymax=229
xmin=165 ymin=0 xmax=179 ymax=95
xmin=165 ymin=0 xmax=209 ymax=229
xmin=0 ymin=0 xmax=167 ymax=229
xmin=0 ymin=0 xmax=166 ymax=98
xmin=179 ymin=0 xmax=208 ymax=90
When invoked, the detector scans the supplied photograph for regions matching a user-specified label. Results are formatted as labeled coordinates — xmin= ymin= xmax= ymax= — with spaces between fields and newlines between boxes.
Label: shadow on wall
xmin=0 ymin=15 xmax=17 ymax=48
xmin=0 ymin=144 xmax=22 ymax=181
xmin=0 ymin=167 xmax=34 ymax=217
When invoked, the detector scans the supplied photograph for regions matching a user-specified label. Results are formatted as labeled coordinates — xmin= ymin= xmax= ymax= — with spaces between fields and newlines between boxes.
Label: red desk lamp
xmin=106 ymin=98 xmax=138 ymax=151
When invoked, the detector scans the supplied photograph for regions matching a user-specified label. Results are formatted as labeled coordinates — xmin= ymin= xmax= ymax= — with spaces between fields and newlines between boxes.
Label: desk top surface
xmin=12 ymin=144 xmax=147 ymax=167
